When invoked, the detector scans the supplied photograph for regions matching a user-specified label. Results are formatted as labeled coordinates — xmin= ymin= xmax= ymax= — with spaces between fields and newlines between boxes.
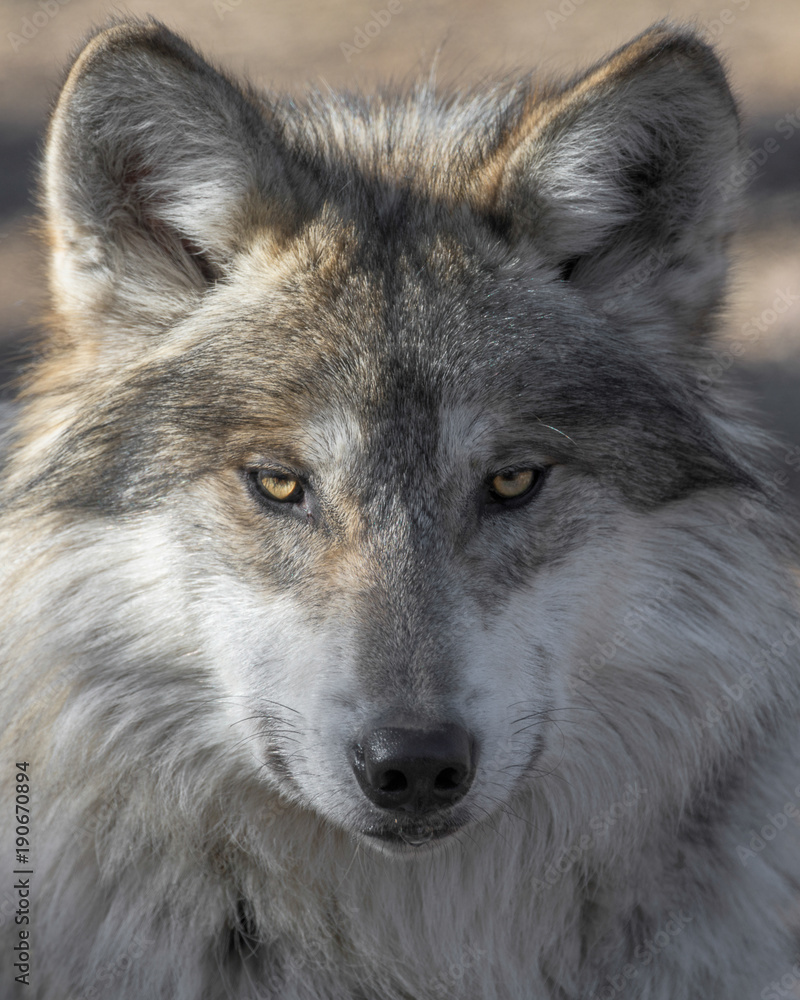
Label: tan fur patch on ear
xmin=472 ymin=23 xmax=729 ymax=215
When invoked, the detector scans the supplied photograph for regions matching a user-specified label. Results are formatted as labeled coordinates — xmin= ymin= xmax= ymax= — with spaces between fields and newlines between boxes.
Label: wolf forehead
xmin=198 ymin=206 xmax=596 ymax=414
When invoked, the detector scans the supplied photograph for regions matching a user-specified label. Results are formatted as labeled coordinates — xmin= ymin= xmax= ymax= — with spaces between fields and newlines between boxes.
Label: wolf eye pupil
xmin=490 ymin=469 xmax=535 ymax=499
xmin=256 ymin=473 xmax=302 ymax=503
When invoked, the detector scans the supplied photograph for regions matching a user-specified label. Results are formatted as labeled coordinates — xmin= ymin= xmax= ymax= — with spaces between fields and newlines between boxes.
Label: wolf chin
xmin=1 ymin=18 xmax=799 ymax=999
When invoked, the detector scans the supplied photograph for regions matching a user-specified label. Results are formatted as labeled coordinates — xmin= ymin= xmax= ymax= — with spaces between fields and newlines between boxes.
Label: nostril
xmin=379 ymin=769 xmax=408 ymax=792
xmin=434 ymin=767 xmax=461 ymax=791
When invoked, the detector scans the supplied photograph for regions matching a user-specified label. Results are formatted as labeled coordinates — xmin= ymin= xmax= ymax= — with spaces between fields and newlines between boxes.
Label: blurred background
xmin=1 ymin=0 xmax=798 ymax=498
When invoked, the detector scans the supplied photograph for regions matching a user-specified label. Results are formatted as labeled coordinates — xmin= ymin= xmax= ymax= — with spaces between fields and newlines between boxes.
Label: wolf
xmin=1 ymin=16 xmax=799 ymax=999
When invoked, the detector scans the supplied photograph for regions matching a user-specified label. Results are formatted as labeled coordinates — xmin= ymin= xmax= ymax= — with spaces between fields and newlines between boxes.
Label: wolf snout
xmin=350 ymin=722 xmax=475 ymax=814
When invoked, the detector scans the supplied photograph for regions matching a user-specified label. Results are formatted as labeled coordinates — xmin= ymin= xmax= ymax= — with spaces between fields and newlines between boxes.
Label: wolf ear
xmin=486 ymin=24 xmax=742 ymax=330
xmin=44 ymin=20 xmax=308 ymax=334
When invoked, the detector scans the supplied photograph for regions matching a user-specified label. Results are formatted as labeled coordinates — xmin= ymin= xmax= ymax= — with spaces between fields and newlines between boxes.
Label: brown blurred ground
xmin=0 ymin=0 xmax=798 ymax=498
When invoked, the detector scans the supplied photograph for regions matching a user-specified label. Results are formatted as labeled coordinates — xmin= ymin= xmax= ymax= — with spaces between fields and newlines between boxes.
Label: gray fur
xmin=1 ymin=18 xmax=799 ymax=999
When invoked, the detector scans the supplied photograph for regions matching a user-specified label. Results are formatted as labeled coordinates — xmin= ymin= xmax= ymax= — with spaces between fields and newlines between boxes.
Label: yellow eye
xmin=255 ymin=472 xmax=303 ymax=503
xmin=490 ymin=468 xmax=536 ymax=499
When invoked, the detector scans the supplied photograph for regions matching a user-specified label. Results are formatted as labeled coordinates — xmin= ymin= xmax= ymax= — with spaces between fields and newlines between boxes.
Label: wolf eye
xmin=253 ymin=471 xmax=304 ymax=504
xmin=485 ymin=467 xmax=545 ymax=508
xmin=491 ymin=469 xmax=535 ymax=498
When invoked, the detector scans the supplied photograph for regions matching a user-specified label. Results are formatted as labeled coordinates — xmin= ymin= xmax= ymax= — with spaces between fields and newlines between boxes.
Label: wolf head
xmin=18 ymin=19 xmax=782 ymax=855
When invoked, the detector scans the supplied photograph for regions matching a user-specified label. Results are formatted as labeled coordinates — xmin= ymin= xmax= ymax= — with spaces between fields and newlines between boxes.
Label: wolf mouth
xmin=360 ymin=819 xmax=467 ymax=849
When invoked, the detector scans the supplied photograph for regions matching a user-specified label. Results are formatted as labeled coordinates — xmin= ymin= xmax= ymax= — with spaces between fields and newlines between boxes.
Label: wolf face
xmin=4 ymin=19 xmax=800 ymax=998
xmin=14 ymin=20 xmax=765 ymax=858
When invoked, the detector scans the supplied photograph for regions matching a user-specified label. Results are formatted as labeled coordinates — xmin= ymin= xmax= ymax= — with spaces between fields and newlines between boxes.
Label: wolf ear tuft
xmin=485 ymin=24 xmax=743 ymax=330
xmin=43 ymin=19 xmax=307 ymax=335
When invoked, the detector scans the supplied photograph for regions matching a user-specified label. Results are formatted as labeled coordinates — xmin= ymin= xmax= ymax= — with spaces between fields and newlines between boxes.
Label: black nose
xmin=351 ymin=723 xmax=474 ymax=814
